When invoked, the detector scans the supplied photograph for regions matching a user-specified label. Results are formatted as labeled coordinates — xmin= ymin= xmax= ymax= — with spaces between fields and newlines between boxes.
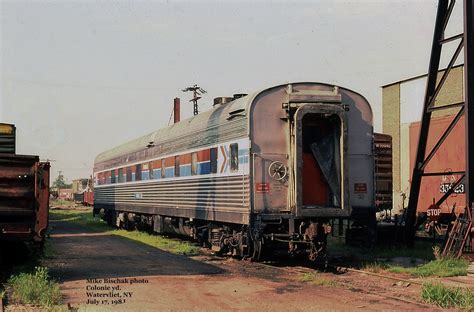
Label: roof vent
xmin=213 ymin=97 xmax=234 ymax=106
xmin=233 ymin=93 xmax=247 ymax=99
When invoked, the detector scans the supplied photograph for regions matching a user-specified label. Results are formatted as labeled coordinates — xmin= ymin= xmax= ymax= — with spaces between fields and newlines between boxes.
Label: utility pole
xmin=58 ymin=170 xmax=62 ymax=199
xmin=182 ymin=84 xmax=206 ymax=116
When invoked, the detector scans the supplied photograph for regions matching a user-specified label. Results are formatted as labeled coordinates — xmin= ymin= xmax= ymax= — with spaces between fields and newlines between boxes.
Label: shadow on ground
xmin=47 ymin=220 xmax=225 ymax=282
xmin=0 ymin=242 xmax=37 ymax=284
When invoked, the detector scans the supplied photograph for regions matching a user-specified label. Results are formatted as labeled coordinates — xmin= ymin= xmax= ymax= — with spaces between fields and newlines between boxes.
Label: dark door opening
xmin=302 ymin=113 xmax=342 ymax=208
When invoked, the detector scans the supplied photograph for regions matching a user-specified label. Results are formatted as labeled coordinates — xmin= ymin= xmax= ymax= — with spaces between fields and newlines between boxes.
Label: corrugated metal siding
xmin=0 ymin=154 xmax=41 ymax=241
xmin=0 ymin=123 xmax=16 ymax=154
xmin=374 ymin=133 xmax=392 ymax=212
xmin=0 ymin=155 xmax=38 ymax=217
xmin=95 ymin=175 xmax=250 ymax=224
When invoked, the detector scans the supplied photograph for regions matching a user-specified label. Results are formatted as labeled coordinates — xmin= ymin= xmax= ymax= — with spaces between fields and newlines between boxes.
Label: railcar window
xmin=111 ymin=170 xmax=116 ymax=184
xmin=161 ymin=159 xmax=166 ymax=178
xmin=230 ymin=143 xmax=239 ymax=172
xmin=118 ymin=168 xmax=123 ymax=183
xmin=175 ymin=156 xmax=180 ymax=177
xmin=191 ymin=152 xmax=198 ymax=175
xmin=148 ymin=162 xmax=154 ymax=179
xmin=141 ymin=163 xmax=148 ymax=180
xmin=126 ymin=167 xmax=132 ymax=182
xmin=210 ymin=147 xmax=218 ymax=174
xmin=136 ymin=164 xmax=142 ymax=181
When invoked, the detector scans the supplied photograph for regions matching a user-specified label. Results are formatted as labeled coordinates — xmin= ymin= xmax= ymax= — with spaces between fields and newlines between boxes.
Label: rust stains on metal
xmin=0 ymin=154 xmax=50 ymax=242
xmin=409 ymin=115 xmax=466 ymax=214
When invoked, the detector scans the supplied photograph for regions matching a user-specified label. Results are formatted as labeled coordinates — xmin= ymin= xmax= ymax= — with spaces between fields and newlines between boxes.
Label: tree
xmin=52 ymin=173 xmax=70 ymax=188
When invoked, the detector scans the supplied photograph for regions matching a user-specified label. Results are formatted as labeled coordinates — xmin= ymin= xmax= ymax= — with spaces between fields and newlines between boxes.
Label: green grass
xmin=300 ymin=272 xmax=337 ymax=287
xmin=328 ymin=236 xmax=468 ymax=278
xmin=387 ymin=258 xmax=469 ymax=278
xmin=112 ymin=229 xmax=200 ymax=255
xmin=7 ymin=266 xmax=62 ymax=308
xmin=50 ymin=208 xmax=109 ymax=232
xmin=50 ymin=199 xmax=76 ymax=208
xmin=361 ymin=261 xmax=389 ymax=273
xmin=327 ymin=236 xmax=435 ymax=261
xmin=421 ymin=282 xmax=474 ymax=310
xmin=50 ymin=209 xmax=200 ymax=256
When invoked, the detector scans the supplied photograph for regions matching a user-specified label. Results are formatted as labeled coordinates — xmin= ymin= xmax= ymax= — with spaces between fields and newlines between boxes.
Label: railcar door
xmin=293 ymin=104 xmax=350 ymax=218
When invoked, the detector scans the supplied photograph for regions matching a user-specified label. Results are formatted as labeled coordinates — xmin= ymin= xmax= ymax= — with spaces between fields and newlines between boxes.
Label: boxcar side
xmin=0 ymin=154 xmax=50 ymax=243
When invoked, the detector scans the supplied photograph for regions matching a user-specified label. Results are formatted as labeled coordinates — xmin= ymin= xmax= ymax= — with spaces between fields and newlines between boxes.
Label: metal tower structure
xmin=404 ymin=0 xmax=473 ymax=246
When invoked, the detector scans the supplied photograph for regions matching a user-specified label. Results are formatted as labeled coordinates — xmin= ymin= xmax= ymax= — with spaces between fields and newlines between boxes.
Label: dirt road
xmin=46 ymin=218 xmax=440 ymax=311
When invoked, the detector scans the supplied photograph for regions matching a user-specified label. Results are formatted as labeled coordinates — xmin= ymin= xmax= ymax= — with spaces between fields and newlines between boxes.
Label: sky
xmin=0 ymin=0 xmax=465 ymax=183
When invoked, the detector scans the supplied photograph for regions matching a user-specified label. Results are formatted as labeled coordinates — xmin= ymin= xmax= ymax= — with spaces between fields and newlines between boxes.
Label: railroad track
xmin=196 ymin=250 xmax=433 ymax=309
xmin=258 ymin=261 xmax=433 ymax=309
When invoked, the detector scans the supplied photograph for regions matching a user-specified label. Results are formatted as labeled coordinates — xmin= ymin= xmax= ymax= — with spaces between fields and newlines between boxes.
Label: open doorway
xmin=301 ymin=113 xmax=342 ymax=208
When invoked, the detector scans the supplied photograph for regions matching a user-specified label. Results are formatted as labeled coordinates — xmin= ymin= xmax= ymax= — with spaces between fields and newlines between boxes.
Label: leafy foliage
xmin=7 ymin=266 xmax=62 ymax=307
xmin=52 ymin=173 xmax=71 ymax=189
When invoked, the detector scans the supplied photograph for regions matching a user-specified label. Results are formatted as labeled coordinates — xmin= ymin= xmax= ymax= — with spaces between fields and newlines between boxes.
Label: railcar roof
xmin=94 ymin=92 xmax=256 ymax=164
xmin=95 ymin=82 xmax=372 ymax=165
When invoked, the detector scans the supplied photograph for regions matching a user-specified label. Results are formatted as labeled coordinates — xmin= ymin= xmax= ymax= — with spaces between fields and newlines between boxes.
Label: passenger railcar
xmin=93 ymin=82 xmax=375 ymax=260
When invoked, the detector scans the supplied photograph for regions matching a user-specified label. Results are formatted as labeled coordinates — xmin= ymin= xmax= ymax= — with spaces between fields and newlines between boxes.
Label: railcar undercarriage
xmin=97 ymin=209 xmax=331 ymax=261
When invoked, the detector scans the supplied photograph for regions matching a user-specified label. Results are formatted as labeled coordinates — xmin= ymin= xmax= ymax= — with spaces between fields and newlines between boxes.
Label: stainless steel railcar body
xmin=93 ymin=82 xmax=374 ymax=259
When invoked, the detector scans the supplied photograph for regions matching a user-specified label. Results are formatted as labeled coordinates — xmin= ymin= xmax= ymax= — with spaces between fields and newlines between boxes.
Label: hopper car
xmin=93 ymin=82 xmax=375 ymax=260
xmin=0 ymin=123 xmax=50 ymax=244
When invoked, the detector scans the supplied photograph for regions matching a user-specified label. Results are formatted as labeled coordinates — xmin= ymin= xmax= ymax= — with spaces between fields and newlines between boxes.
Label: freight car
xmin=73 ymin=191 xmax=94 ymax=206
xmin=72 ymin=178 xmax=94 ymax=206
xmin=409 ymin=115 xmax=466 ymax=216
xmin=374 ymin=133 xmax=393 ymax=213
xmin=0 ymin=123 xmax=50 ymax=244
xmin=83 ymin=191 xmax=94 ymax=206
xmin=93 ymin=82 xmax=375 ymax=260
